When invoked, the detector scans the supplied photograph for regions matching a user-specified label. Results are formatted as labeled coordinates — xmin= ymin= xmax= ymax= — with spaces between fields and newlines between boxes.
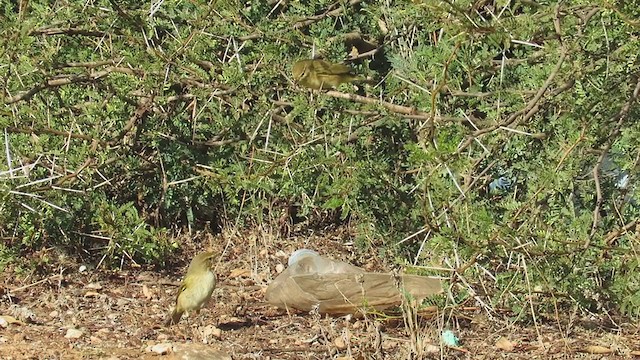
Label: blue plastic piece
xmin=441 ymin=329 xmax=460 ymax=346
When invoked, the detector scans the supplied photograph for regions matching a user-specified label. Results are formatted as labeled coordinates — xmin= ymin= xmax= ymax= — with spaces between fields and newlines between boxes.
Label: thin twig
xmin=5 ymin=126 xmax=107 ymax=145
xmin=108 ymin=95 xmax=155 ymax=146
xmin=53 ymin=59 xmax=121 ymax=69
xmin=29 ymin=27 xmax=106 ymax=37
xmin=293 ymin=0 xmax=363 ymax=29
xmin=554 ymin=126 xmax=586 ymax=172
xmin=605 ymin=219 xmax=640 ymax=245
xmin=9 ymin=275 xmax=64 ymax=293
xmin=6 ymin=67 xmax=145 ymax=104
xmin=325 ymin=90 xmax=421 ymax=115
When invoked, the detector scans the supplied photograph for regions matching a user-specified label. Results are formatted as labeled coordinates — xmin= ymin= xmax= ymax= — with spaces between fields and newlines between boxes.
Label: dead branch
xmin=108 ymin=95 xmax=155 ymax=146
xmin=53 ymin=149 xmax=96 ymax=188
xmin=53 ymin=59 xmax=122 ymax=69
xmin=29 ymin=27 xmax=106 ymax=37
xmin=5 ymin=126 xmax=107 ymax=145
xmin=347 ymin=46 xmax=383 ymax=61
xmin=554 ymin=126 xmax=587 ymax=172
xmin=605 ymin=218 xmax=639 ymax=245
xmin=237 ymin=33 xmax=262 ymax=41
xmin=6 ymin=67 xmax=145 ymax=104
xmin=293 ymin=0 xmax=362 ymax=29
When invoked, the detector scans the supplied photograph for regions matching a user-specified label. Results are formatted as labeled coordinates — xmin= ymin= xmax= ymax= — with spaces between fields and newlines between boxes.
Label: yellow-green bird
xmin=292 ymin=59 xmax=362 ymax=90
xmin=165 ymin=251 xmax=217 ymax=326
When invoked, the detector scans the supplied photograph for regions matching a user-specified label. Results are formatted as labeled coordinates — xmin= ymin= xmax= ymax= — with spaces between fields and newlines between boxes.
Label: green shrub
xmin=1 ymin=0 xmax=638 ymax=317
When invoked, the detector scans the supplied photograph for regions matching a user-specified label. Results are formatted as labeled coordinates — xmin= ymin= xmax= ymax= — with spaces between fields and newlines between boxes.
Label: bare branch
xmin=454 ymin=48 xmax=569 ymax=155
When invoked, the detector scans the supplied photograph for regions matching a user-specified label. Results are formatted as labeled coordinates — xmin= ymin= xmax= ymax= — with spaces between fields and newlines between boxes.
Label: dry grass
xmin=1 ymin=226 xmax=638 ymax=359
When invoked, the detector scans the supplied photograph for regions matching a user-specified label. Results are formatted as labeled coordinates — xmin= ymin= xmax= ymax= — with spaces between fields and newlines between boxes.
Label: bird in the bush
xmin=292 ymin=59 xmax=362 ymax=90
xmin=165 ymin=251 xmax=217 ymax=326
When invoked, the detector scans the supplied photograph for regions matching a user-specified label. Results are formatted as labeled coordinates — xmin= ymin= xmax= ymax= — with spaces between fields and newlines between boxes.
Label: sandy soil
xmin=1 ymin=229 xmax=638 ymax=359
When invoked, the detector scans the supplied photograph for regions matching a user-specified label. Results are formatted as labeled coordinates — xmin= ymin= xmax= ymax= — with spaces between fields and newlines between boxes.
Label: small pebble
xmin=147 ymin=343 xmax=173 ymax=355
xmin=65 ymin=328 xmax=83 ymax=339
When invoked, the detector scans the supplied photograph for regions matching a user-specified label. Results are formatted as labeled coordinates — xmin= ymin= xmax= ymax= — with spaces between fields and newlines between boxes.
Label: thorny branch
xmin=108 ymin=95 xmax=155 ymax=146
xmin=454 ymin=48 xmax=569 ymax=155
xmin=5 ymin=126 xmax=107 ymax=145
xmin=29 ymin=27 xmax=106 ymax=37
xmin=5 ymin=67 xmax=144 ymax=104
xmin=293 ymin=0 xmax=363 ymax=29
xmin=587 ymin=76 xmax=640 ymax=242
xmin=604 ymin=218 xmax=639 ymax=245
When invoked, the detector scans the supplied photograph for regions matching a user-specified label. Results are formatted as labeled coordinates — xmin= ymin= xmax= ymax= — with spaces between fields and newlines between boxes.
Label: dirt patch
xmin=1 ymin=229 xmax=638 ymax=359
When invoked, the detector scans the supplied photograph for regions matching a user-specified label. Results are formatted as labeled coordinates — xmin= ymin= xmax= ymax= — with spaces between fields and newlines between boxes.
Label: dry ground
xmin=1 ymin=228 xmax=639 ymax=359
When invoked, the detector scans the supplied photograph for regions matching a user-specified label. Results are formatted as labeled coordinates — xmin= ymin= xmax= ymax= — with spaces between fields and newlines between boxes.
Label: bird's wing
xmin=317 ymin=63 xmax=352 ymax=75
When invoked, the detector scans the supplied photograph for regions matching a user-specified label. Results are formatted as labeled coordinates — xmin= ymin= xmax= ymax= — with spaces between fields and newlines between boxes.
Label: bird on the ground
xmin=165 ymin=251 xmax=217 ymax=326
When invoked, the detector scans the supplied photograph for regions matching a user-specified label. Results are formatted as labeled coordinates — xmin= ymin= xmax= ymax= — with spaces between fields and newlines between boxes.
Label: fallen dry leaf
xmin=84 ymin=291 xmax=100 ymax=298
xmin=334 ymin=336 xmax=347 ymax=350
xmin=85 ymin=282 xmax=102 ymax=290
xmin=0 ymin=315 xmax=24 ymax=326
xmin=495 ymin=337 xmax=515 ymax=352
xmin=229 ymin=268 xmax=251 ymax=278
xmin=583 ymin=345 xmax=613 ymax=354
xmin=142 ymin=284 xmax=152 ymax=300
xmin=378 ymin=18 xmax=389 ymax=34
xmin=349 ymin=46 xmax=359 ymax=58
xmin=424 ymin=344 xmax=440 ymax=353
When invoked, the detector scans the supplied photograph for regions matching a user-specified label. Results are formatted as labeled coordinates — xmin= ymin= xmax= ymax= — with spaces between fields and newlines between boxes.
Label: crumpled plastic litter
xmin=266 ymin=249 xmax=443 ymax=315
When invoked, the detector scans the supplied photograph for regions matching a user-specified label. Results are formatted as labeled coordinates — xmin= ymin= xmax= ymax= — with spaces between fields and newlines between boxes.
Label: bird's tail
xmin=164 ymin=309 xmax=183 ymax=326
